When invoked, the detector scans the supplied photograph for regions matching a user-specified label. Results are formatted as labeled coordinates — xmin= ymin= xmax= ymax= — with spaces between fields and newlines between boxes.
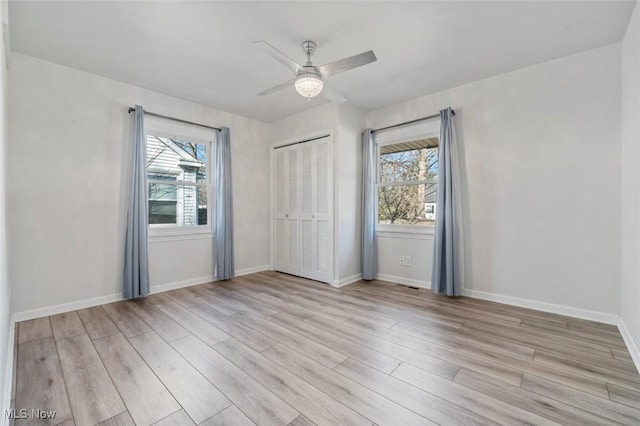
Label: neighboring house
xmin=424 ymin=202 xmax=437 ymax=221
xmin=146 ymin=134 xmax=207 ymax=226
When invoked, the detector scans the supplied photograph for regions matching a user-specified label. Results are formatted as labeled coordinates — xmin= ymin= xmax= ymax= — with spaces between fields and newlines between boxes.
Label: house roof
xmin=147 ymin=135 xmax=204 ymax=175
xmin=380 ymin=137 xmax=439 ymax=155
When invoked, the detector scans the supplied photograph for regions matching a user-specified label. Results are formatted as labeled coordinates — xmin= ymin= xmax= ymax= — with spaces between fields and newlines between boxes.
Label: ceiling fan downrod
xmin=300 ymin=40 xmax=317 ymax=65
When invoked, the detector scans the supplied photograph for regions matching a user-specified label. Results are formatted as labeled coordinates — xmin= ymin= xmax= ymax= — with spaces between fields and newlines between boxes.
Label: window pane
xmin=149 ymin=201 xmax=177 ymax=224
xmin=380 ymin=145 xmax=438 ymax=184
xmin=197 ymin=186 xmax=208 ymax=226
xmin=146 ymin=133 xmax=210 ymax=229
xmin=148 ymin=183 xmax=208 ymax=227
xmin=146 ymin=135 xmax=207 ymax=183
xmin=180 ymin=185 xmax=199 ymax=226
xmin=149 ymin=175 xmax=177 ymax=201
xmin=378 ymin=183 xmax=438 ymax=226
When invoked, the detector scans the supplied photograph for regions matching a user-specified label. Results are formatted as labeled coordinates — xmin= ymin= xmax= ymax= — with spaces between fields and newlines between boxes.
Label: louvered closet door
xmin=272 ymin=136 xmax=332 ymax=284
xmin=311 ymin=138 xmax=332 ymax=283
xmin=273 ymin=148 xmax=288 ymax=273
xmin=273 ymin=146 xmax=300 ymax=276
xmin=298 ymin=137 xmax=332 ymax=283
xmin=299 ymin=143 xmax=314 ymax=280
xmin=286 ymin=147 xmax=300 ymax=273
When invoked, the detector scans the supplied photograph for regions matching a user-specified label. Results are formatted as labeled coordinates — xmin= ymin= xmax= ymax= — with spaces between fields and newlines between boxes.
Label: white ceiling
xmin=9 ymin=1 xmax=636 ymax=122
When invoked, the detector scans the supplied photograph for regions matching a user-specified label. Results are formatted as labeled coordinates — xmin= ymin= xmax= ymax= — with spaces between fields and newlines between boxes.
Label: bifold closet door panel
xmin=298 ymin=138 xmax=332 ymax=283
xmin=312 ymin=139 xmax=332 ymax=283
xmin=272 ymin=136 xmax=333 ymax=284
xmin=273 ymin=149 xmax=287 ymax=272
xmin=273 ymin=147 xmax=299 ymax=276
xmin=299 ymin=143 xmax=315 ymax=279
xmin=286 ymin=148 xmax=300 ymax=272
xmin=316 ymin=140 xmax=329 ymax=218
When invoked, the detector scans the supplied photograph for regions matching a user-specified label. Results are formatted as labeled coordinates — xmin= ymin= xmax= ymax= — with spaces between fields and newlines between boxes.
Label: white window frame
xmin=146 ymin=128 xmax=214 ymax=239
xmin=375 ymin=121 xmax=440 ymax=236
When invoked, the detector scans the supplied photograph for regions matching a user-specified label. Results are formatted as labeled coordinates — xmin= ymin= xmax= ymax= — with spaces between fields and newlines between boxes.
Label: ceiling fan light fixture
xmin=295 ymin=73 xmax=323 ymax=99
xmin=255 ymin=39 xmax=376 ymax=103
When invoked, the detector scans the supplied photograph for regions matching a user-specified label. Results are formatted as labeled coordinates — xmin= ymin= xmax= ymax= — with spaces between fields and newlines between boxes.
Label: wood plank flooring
xmin=11 ymin=271 xmax=640 ymax=425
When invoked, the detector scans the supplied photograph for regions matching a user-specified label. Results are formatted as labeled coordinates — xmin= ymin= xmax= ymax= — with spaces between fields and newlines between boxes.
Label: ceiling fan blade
xmin=321 ymin=82 xmax=347 ymax=105
xmin=319 ymin=50 xmax=377 ymax=77
xmin=257 ymin=79 xmax=294 ymax=96
xmin=253 ymin=40 xmax=303 ymax=73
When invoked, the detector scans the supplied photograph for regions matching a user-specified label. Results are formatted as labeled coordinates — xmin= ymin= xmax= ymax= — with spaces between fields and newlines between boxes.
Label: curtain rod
xmin=127 ymin=107 xmax=221 ymax=132
xmin=372 ymin=109 xmax=455 ymax=133
xmin=274 ymin=134 xmax=330 ymax=150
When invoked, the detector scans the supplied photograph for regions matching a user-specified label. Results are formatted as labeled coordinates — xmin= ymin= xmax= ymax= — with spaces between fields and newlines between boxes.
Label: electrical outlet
xmin=405 ymin=255 xmax=412 ymax=266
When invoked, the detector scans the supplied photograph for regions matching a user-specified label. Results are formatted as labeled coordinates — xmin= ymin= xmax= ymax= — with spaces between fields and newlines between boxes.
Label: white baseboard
xmin=332 ymin=274 xmax=362 ymax=288
xmin=462 ymin=288 xmax=620 ymax=325
xmin=13 ymin=292 xmax=123 ymax=322
xmin=12 ymin=266 xmax=270 ymax=322
xmin=1 ymin=314 xmax=15 ymax=426
xmin=235 ymin=265 xmax=270 ymax=277
xmin=151 ymin=274 xmax=216 ymax=294
xmin=618 ymin=317 xmax=640 ymax=373
xmin=14 ymin=274 xmax=221 ymax=322
xmin=376 ymin=273 xmax=431 ymax=290
xmin=374 ymin=274 xmax=620 ymax=326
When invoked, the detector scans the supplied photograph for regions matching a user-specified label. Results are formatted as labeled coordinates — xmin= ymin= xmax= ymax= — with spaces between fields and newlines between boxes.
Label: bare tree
xmin=378 ymin=148 xmax=438 ymax=224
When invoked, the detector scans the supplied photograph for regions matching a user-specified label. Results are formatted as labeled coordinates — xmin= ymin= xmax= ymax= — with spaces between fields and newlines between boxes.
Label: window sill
xmin=376 ymin=224 xmax=435 ymax=240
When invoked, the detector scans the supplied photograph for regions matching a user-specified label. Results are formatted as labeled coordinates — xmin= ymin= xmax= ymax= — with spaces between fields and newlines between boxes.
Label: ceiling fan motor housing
xmin=296 ymin=66 xmax=321 ymax=79
xmin=300 ymin=40 xmax=317 ymax=57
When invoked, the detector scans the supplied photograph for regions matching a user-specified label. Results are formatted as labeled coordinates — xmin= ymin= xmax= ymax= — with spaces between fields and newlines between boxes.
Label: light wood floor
xmin=10 ymin=271 xmax=640 ymax=425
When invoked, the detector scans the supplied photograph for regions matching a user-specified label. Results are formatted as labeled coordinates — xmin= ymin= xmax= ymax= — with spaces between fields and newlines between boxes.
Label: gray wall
xmin=621 ymin=2 xmax=640 ymax=359
xmin=8 ymin=53 xmax=270 ymax=315
xmin=0 ymin=1 xmax=11 ymax=416
xmin=367 ymin=43 xmax=622 ymax=317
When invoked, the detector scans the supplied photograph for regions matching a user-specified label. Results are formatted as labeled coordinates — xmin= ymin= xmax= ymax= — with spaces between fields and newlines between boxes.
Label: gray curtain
xmin=215 ymin=127 xmax=235 ymax=280
xmin=362 ymin=129 xmax=377 ymax=280
xmin=432 ymin=107 xmax=459 ymax=296
xmin=123 ymin=105 xmax=150 ymax=299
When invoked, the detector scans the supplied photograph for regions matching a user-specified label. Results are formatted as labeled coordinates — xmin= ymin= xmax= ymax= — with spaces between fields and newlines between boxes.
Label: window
xmin=146 ymin=133 xmax=212 ymax=232
xmin=377 ymin=137 xmax=439 ymax=226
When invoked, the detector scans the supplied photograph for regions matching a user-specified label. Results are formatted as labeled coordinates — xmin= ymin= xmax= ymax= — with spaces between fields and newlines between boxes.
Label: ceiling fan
xmin=254 ymin=40 xmax=377 ymax=103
